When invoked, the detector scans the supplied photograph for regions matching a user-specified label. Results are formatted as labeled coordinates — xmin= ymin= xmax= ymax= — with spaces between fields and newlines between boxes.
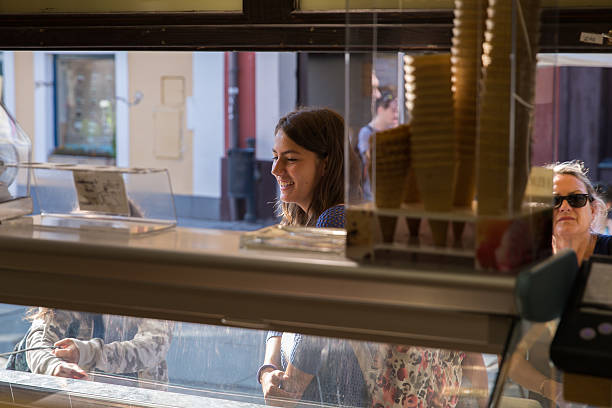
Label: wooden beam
xmin=0 ymin=7 xmax=608 ymax=52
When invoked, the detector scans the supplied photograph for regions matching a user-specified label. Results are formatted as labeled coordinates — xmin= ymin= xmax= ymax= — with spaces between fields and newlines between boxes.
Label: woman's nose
xmin=271 ymin=159 xmax=283 ymax=176
xmin=558 ymin=198 xmax=572 ymax=211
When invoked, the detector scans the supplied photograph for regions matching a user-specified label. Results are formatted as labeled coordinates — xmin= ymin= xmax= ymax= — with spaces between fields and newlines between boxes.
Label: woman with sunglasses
xmin=550 ymin=160 xmax=610 ymax=264
xmin=503 ymin=161 xmax=610 ymax=405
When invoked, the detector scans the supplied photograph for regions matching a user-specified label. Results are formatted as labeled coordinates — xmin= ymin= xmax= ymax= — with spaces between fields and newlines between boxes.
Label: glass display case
xmin=344 ymin=0 xmax=555 ymax=276
xmin=30 ymin=163 xmax=176 ymax=234
xmin=0 ymin=101 xmax=32 ymax=221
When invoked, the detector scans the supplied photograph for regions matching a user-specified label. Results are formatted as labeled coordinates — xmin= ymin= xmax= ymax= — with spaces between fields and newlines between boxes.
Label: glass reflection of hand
xmin=53 ymin=338 xmax=80 ymax=364
xmin=539 ymin=378 xmax=563 ymax=403
xmin=261 ymin=369 xmax=299 ymax=406
xmin=51 ymin=362 xmax=89 ymax=380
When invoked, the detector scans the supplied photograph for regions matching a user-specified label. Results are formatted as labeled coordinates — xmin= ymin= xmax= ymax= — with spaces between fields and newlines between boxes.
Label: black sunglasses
xmin=553 ymin=193 xmax=593 ymax=209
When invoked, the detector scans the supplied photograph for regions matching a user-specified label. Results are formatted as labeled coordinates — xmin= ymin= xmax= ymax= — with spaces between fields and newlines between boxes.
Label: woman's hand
xmin=53 ymin=338 xmax=80 ymax=364
xmin=52 ymin=362 xmax=89 ymax=380
xmin=261 ymin=369 xmax=299 ymax=406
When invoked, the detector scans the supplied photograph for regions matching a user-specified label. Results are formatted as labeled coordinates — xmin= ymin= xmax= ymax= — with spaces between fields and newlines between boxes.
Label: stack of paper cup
xmin=452 ymin=0 xmax=487 ymax=208
xmin=373 ymin=124 xmax=411 ymax=210
xmin=477 ymin=0 xmax=541 ymax=215
xmin=404 ymin=53 xmax=456 ymax=246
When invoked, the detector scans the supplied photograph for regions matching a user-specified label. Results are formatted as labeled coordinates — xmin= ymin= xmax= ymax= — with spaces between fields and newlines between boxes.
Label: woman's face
xmin=271 ymin=130 xmax=324 ymax=213
xmin=553 ymin=173 xmax=594 ymax=238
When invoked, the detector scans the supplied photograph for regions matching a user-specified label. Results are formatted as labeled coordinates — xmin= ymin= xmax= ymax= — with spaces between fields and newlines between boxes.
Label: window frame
xmin=0 ymin=1 xmax=608 ymax=52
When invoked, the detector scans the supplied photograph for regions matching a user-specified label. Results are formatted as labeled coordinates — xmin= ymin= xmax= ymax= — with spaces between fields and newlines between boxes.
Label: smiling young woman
xmin=549 ymin=160 xmax=611 ymax=264
xmin=261 ymin=108 xmax=368 ymax=407
xmin=271 ymin=106 xmax=361 ymax=227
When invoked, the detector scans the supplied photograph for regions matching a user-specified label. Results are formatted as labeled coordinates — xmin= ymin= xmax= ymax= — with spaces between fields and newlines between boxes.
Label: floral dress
xmin=364 ymin=345 xmax=465 ymax=408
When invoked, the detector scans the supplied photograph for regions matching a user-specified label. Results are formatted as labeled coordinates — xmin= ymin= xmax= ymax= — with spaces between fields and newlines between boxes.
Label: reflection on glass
xmin=351 ymin=53 xmax=400 ymax=205
xmin=503 ymin=321 xmax=564 ymax=408
xmin=5 ymin=307 xmax=172 ymax=387
xmin=0 ymin=303 xmax=498 ymax=407
xmin=263 ymin=331 xmax=491 ymax=408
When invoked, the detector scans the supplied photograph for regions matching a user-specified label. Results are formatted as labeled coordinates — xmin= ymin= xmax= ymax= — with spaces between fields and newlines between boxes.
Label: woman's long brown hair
xmin=274 ymin=107 xmax=361 ymax=226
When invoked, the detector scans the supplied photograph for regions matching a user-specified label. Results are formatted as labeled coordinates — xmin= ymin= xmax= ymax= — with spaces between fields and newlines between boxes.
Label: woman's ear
xmin=320 ymin=157 xmax=328 ymax=175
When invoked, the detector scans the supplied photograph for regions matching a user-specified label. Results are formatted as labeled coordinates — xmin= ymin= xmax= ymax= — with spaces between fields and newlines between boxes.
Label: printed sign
xmin=73 ymin=170 xmax=130 ymax=216
xmin=580 ymin=32 xmax=604 ymax=45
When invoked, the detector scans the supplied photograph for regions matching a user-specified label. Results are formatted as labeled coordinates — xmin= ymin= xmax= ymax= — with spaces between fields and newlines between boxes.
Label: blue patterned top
xmin=316 ymin=205 xmax=345 ymax=228
xmin=265 ymin=331 xmax=367 ymax=406
xmin=263 ymin=204 xmax=366 ymax=406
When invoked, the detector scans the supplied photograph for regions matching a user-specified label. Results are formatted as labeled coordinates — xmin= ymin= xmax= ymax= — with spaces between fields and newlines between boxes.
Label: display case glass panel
xmin=344 ymin=0 xmax=559 ymax=275
xmin=0 ymin=302 xmax=499 ymax=408
xmin=31 ymin=163 xmax=176 ymax=234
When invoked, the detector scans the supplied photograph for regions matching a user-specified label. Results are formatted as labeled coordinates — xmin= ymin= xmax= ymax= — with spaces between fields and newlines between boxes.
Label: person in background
xmin=357 ymin=88 xmax=399 ymax=200
xmin=22 ymin=308 xmax=172 ymax=388
xmin=260 ymin=107 xmax=367 ymax=407
xmin=549 ymin=160 xmax=611 ymax=262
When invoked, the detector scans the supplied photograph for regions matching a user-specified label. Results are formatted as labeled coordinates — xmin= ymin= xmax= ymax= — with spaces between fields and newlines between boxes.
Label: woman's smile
xmin=278 ymin=180 xmax=295 ymax=190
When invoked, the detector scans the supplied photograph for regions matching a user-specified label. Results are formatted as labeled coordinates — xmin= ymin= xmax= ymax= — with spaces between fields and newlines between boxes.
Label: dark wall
xmin=558 ymin=67 xmax=604 ymax=178
xmin=220 ymin=157 xmax=277 ymax=221
xmin=557 ymin=67 xmax=612 ymax=184
xmin=299 ymin=53 xmax=371 ymax=149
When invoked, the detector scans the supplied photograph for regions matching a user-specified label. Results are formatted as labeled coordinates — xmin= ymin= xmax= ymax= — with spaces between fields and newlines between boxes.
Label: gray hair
xmin=547 ymin=160 xmax=607 ymax=232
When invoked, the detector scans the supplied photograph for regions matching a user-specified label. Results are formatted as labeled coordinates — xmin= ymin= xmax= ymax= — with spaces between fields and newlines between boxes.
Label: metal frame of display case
xmin=0 ymin=0 xmax=609 ymax=51
xmin=0 ymin=225 xmax=516 ymax=354
xmin=0 ymin=222 xmax=578 ymax=407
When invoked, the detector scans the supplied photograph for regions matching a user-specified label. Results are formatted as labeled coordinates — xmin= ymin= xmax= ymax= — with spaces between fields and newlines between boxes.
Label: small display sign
xmin=580 ymin=32 xmax=605 ymax=45
xmin=73 ymin=170 xmax=130 ymax=216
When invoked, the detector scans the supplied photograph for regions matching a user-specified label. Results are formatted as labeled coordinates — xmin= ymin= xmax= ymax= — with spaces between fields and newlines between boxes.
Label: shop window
xmin=53 ymin=55 xmax=116 ymax=158
xmin=0 ymin=303 xmax=499 ymax=408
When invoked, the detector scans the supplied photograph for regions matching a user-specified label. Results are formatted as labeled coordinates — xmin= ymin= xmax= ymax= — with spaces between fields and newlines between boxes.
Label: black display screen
xmin=582 ymin=262 xmax=612 ymax=309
